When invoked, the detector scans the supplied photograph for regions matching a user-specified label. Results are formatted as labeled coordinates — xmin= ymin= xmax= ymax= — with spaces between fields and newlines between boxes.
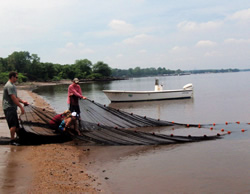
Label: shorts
xmin=69 ymin=105 xmax=80 ymax=115
xmin=4 ymin=107 xmax=20 ymax=129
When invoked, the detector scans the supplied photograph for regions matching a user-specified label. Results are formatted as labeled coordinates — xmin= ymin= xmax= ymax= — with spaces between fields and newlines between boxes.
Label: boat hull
xmin=103 ymin=89 xmax=193 ymax=102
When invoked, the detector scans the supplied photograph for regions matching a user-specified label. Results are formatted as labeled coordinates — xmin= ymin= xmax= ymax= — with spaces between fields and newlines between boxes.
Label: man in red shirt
xmin=67 ymin=78 xmax=87 ymax=116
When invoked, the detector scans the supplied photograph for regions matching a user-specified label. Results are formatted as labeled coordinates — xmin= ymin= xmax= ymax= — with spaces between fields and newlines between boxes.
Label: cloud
xmin=224 ymin=38 xmax=250 ymax=44
xmin=228 ymin=8 xmax=250 ymax=21
xmin=1 ymin=1 xmax=250 ymax=69
xmin=177 ymin=21 xmax=222 ymax=32
xmin=62 ymin=31 xmax=73 ymax=37
xmin=171 ymin=46 xmax=188 ymax=52
xmin=108 ymin=20 xmax=135 ymax=35
xmin=59 ymin=42 xmax=94 ymax=54
xmin=122 ymin=34 xmax=153 ymax=45
xmin=55 ymin=42 xmax=95 ymax=63
xmin=138 ymin=49 xmax=147 ymax=53
xmin=196 ymin=40 xmax=217 ymax=47
xmin=204 ymin=51 xmax=221 ymax=57
xmin=116 ymin=54 xmax=123 ymax=58
xmin=91 ymin=19 xmax=137 ymax=38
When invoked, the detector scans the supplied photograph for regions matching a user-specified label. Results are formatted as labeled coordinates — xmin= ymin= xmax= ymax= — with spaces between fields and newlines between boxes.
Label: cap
xmin=73 ymin=78 xmax=79 ymax=83
xmin=71 ymin=112 xmax=77 ymax=117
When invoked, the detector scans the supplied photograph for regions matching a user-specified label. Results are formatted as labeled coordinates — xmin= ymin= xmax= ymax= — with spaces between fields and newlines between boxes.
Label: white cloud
xmin=228 ymin=8 xmax=250 ymax=21
xmin=196 ymin=40 xmax=217 ymax=47
xmin=116 ymin=54 xmax=123 ymax=58
xmin=92 ymin=19 xmax=137 ymax=37
xmin=55 ymin=42 xmax=95 ymax=63
xmin=108 ymin=20 xmax=135 ymax=35
xmin=65 ymin=42 xmax=75 ymax=49
xmin=122 ymin=34 xmax=153 ymax=45
xmin=62 ymin=31 xmax=73 ymax=37
xmin=177 ymin=21 xmax=222 ymax=32
xmin=60 ymin=42 xmax=93 ymax=53
xmin=139 ymin=49 xmax=147 ymax=53
xmin=0 ymin=0 xmax=250 ymax=69
xmin=171 ymin=46 xmax=188 ymax=52
xmin=224 ymin=38 xmax=250 ymax=44
xmin=204 ymin=51 xmax=221 ymax=57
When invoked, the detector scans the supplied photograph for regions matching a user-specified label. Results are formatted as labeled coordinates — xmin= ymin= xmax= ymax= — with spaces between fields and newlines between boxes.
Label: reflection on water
xmin=86 ymin=138 xmax=250 ymax=194
xmin=0 ymin=146 xmax=29 ymax=193
xmin=109 ymin=98 xmax=194 ymax=120
xmin=81 ymin=144 xmax=179 ymax=167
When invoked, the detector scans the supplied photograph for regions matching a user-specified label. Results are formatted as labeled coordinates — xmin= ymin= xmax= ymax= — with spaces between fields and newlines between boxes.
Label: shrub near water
xmin=0 ymin=72 xmax=27 ymax=84
xmin=0 ymin=72 xmax=9 ymax=84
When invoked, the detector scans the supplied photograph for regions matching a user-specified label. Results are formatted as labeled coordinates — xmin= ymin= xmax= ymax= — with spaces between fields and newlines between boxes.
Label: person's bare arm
xmin=10 ymin=94 xmax=25 ymax=114
xmin=17 ymin=97 xmax=29 ymax=105
xmin=64 ymin=118 xmax=72 ymax=129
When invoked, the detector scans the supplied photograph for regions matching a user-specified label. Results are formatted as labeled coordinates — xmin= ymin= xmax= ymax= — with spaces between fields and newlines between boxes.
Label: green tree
xmin=0 ymin=57 xmax=7 ymax=72
xmin=92 ymin=61 xmax=112 ymax=77
xmin=74 ymin=59 xmax=92 ymax=79
xmin=61 ymin=65 xmax=76 ymax=80
xmin=7 ymin=51 xmax=31 ymax=73
xmin=132 ymin=67 xmax=141 ymax=77
xmin=128 ymin=68 xmax=133 ymax=77
xmin=26 ymin=54 xmax=41 ymax=80
xmin=176 ymin=69 xmax=182 ymax=74
xmin=0 ymin=72 xmax=9 ymax=84
xmin=42 ymin=63 xmax=59 ymax=80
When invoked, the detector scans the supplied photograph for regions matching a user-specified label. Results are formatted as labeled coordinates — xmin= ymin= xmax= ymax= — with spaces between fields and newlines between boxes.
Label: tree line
xmin=111 ymin=67 xmax=181 ymax=77
xmin=0 ymin=51 xmax=184 ymax=84
xmin=0 ymin=51 xmax=242 ymax=84
xmin=0 ymin=51 xmax=112 ymax=84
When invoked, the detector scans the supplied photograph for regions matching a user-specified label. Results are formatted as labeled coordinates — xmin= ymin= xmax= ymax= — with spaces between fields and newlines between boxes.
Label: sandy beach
xmin=0 ymin=84 xmax=106 ymax=193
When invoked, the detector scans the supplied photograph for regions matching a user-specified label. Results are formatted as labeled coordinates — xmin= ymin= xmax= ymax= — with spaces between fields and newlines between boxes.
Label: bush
xmin=17 ymin=73 xmax=27 ymax=83
xmin=52 ymin=76 xmax=61 ymax=81
xmin=0 ymin=72 xmax=9 ymax=84
xmin=0 ymin=72 xmax=27 ymax=84
xmin=87 ymin=73 xmax=102 ymax=79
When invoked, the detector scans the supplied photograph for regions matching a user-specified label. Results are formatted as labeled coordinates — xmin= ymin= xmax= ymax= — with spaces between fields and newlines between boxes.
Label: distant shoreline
xmin=1 ymin=71 xmax=249 ymax=90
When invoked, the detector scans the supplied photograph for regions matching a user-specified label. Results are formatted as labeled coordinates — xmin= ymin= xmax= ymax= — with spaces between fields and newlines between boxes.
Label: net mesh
xmin=19 ymin=99 xmax=220 ymax=145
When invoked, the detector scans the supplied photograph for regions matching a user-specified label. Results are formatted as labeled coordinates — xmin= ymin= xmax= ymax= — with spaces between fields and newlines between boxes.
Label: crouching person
xmin=49 ymin=110 xmax=71 ymax=131
xmin=58 ymin=112 xmax=81 ymax=136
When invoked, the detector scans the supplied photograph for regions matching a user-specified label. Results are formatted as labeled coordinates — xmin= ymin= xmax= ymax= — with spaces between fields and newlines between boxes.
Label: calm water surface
xmin=34 ymin=72 xmax=250 ymax=194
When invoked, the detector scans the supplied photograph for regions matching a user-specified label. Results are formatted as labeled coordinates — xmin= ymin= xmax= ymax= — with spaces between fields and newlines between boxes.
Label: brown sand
xmin=1 ymin=86 xmax=104 ymax=193
xmin=24 ymin=90 xmax=103 ymax=193
xmin=25 ymin=144 xmax=101 ymax=193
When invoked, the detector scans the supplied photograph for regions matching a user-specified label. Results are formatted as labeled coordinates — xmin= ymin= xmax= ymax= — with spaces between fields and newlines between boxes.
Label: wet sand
xmin=0 ymin=86 xmax=107 ymax=193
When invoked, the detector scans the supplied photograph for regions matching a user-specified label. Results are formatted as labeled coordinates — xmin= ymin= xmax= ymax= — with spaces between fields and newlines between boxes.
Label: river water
xmin=34 ymin=72 xmax=250 ymax=194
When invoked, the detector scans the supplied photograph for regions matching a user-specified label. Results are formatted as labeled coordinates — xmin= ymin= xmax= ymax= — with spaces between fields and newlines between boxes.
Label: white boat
xmin=103 ymin=79 xmax=193 ymax=102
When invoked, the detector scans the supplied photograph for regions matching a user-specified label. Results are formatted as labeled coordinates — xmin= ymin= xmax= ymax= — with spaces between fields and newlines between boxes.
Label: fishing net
xmin=19 ymin=105 xmax=71 ymax=145
xmin=19 ymin=99 xmax=220 ymax=145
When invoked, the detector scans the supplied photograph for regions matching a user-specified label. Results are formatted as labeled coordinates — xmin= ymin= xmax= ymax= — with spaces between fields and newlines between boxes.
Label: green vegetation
xmin=112 ymin=67 xmax=178 ymax=77
xmin=0 ymin=51 xmax=246 ymax=84
xmin=187 ymin=69 xmax=240 ymax=74
xmin=0 ymin=51 xmax=112 ymax=84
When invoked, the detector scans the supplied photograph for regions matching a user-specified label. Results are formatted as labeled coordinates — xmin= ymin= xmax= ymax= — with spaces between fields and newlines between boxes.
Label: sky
xmin=0 ymin=0 xmax=250 ymax=70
